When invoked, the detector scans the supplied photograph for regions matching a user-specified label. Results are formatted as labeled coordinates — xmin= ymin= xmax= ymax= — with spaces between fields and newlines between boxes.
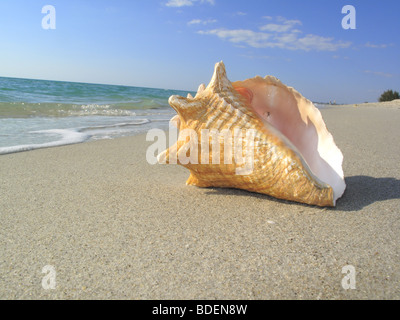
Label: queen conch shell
xmin=157 ymin=61 xmax=346 ymax=207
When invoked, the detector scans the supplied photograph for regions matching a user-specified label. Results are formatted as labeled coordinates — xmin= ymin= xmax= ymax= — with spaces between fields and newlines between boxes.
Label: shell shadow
xmin=336 ymin=175 xmax=400 ymax=211
xmin=203 ymin=187 xmax=318 ymax=208
xmin=203 ymin=176 xmax=400 ymax=211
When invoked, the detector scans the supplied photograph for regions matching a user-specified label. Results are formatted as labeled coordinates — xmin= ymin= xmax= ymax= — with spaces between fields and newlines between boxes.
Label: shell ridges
xmin=158 ymin=61 xmax=346 ymax=207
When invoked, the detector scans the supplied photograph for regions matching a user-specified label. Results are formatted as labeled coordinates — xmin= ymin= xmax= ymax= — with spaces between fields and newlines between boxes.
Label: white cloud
xmin=296 ymin=34 xmax=350 ymax=51
xmin=188 ymin=18 xmax=217 ymax=26
xmin=165 ymin=0 xmax=215 ymax=7
xmin=188 ymin=19 xmax=202 ymax=25
xmin=259 ymin=19 xmax=302 ymax=33
xmin=198 ymin=29 xmax=272 ymax=48
xmin=198 ymin=16 xmax=351 ymax=51
xmin=260 ymin=23 xmax=293 ymax=33
xmin=166 ymin=0 xmax=193 ymax=7
xmin=364 ymin=70 xmax=395 ymax=78
xmin=364 ymin=42 xmax=392 ymax=49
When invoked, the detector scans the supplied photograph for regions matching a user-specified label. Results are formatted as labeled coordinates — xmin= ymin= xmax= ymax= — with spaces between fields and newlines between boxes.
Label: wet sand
xmin=0 ymin=102 xmax=399 ymax=299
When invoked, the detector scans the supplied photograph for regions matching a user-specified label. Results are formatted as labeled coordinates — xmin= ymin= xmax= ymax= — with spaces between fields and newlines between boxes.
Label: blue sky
xmin=0 ymin=0 xmax=399 ymax=103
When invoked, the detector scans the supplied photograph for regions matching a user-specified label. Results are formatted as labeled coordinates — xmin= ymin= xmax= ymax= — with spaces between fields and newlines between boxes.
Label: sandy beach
xmin=0 ymin=102 xmax=399 ymax=300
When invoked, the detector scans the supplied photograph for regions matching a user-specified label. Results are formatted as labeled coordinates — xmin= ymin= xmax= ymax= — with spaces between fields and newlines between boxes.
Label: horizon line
xmin=0 ymin=74 xmax=195 ymax=94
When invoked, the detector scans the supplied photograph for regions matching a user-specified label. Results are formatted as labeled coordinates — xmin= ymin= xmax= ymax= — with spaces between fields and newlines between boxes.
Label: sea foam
xmin=0 ymin=129 xmax=90 ymax=155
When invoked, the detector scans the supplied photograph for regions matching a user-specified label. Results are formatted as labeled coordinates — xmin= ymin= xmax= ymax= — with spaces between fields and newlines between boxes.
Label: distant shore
xmin=337 ymin=99 xmax=400 ymax=109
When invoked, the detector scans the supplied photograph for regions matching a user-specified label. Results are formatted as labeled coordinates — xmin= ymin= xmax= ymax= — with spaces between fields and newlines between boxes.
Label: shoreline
xmin=0 ymin=100 xmax=398 ymax=157
xmin=0 ymin=102 xmax=399 ymax=299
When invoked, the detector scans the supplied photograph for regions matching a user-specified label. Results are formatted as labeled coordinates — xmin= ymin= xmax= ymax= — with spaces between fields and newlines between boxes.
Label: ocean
xmin=0 ymin=76 xmax=330 ymax=155
xmin=0 ymin=77 xmax=191 ymax=155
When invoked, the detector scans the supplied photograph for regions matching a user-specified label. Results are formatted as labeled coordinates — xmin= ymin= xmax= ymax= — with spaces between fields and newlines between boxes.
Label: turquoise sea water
xmin=0 ymin=77 xmax=191 ymax=154
xmin=0 ymin=77 xmax=330 ymax=155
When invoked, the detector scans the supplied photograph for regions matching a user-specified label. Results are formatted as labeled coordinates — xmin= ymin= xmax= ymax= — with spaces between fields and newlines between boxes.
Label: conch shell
xmin=157 ymin=61 xmax=346 ymax=207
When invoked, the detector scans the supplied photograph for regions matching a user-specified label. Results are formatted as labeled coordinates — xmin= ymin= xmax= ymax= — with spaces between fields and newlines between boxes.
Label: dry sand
xmin=343 ymin=99 xmax=400 ymax=109
xmin=0 ymin=102 xmax=399 ymax=300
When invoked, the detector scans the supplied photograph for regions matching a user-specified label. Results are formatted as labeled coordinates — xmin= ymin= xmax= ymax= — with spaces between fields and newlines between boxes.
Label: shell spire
xmin=206 ymin=61 xmax=234 ymax=94
xmin=157 ymin=61 xmax=346 ymax=207
xmin=195 ymin=84 xmax=206 ymax=98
